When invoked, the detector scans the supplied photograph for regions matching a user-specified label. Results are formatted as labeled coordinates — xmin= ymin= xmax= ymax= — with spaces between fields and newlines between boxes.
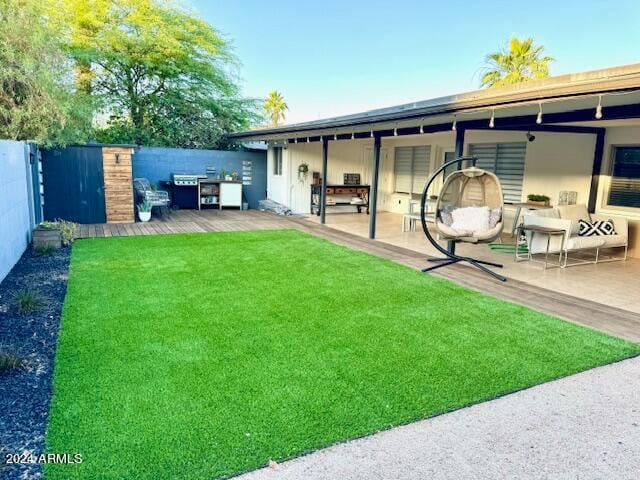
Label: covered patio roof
xmin=230 ymin=63 xmax=640 ymax=142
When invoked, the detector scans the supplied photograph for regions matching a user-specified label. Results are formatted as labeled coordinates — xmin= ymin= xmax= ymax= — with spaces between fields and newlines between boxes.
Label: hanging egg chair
xmin=419 ymin=156 xmax=507 ymax=281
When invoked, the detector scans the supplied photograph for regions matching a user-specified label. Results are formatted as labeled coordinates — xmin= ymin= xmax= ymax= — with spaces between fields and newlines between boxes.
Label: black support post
xmin=320 ymin=136 xmax=329 ymax=224
xmin=447 ymin=127 xmax=466 ymax=254
xmin=369 ymin=134 xmax=382 ymax=239
xmin=588 ymin=129 xmax=606 ymax=214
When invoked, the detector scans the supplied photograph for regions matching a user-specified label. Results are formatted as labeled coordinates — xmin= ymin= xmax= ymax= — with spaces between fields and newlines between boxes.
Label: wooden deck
xmin=74 ymin=210 xmax=290 ymax=238
xmin=75 ymin=210 xmax=640 ymax=342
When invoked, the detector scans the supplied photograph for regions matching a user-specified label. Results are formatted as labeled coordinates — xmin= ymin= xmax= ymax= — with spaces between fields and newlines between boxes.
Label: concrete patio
xmin=306 ymin=211 xmax=640 ymax=315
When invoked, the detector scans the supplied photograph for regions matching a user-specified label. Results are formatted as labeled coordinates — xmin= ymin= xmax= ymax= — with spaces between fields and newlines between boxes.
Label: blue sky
xmin=190 ymin=0 xmax=640 ymax=124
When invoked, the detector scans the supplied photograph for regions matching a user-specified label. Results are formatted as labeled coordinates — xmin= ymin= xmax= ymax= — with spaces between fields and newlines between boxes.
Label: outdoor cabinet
xmin=220 ymin=182 xmax=242 ymax=210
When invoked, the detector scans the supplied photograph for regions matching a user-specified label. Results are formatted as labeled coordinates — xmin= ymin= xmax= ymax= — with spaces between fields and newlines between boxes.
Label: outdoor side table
xmin=515 ymin=225 xmax=566 ymax=269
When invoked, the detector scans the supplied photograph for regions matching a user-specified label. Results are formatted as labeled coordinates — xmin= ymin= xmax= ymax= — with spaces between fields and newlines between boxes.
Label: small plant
xmin=231 ymin=171 xmax=240 ymax=181
xmin=138 ymin=200 xmax=152 ymax=213
xmin=527 ymin=194 xmax=550 ymax=204
xmin=39 ymin=221 xmax=58 ymax=230
xmin=34 ymin=244 xmax=56 ymax=256
xmin=38 ymin=219 xmax=77 ymax=246
xmin=14 ymin=290 xmax=43 ymax=314
xmin=0 ymin=349 xmax=23 ymax=374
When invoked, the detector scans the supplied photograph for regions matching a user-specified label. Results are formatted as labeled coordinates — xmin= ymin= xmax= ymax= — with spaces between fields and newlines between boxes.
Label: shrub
xmin=56 ymin=219 xmax=77 ymax=246
xmin=14 ymin=290 xmax=43 ymax=314
xmin=34 ymin=244 xmax=56 ymax=256
xmin=0 ymin=350 xmax=22 ymax=374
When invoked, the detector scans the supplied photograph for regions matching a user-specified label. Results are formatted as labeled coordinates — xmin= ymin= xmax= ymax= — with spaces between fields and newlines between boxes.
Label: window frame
xmin=599 ymin=144 xmax=640 ymax=215
xmin=393 ymin=145 xmax=431 ymax=196
xmin=273 ymin=146 xmax=283 ymax=176
xmin=467 ymin=142 xmax=527 ymax=204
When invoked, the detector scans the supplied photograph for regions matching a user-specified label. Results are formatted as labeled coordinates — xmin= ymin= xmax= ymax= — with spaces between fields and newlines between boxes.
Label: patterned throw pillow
xmin=578 ymin=219 xmax=616 ymax=236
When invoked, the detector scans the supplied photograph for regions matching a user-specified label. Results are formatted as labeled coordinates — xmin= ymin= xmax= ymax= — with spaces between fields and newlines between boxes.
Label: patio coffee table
xmin=515 ymin=225 xmax=565 ymax=269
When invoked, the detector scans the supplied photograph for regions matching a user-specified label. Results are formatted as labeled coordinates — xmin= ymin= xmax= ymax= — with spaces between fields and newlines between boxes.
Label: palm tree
xmin=481 ymin=37 xmax=554 ymax=88
xmin=264 ymin=91 xmax=288 ymax=126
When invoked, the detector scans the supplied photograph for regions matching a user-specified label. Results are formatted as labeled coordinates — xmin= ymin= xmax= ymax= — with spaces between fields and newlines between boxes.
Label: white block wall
xmin=0 ymin=140 xmax=34 ymax=282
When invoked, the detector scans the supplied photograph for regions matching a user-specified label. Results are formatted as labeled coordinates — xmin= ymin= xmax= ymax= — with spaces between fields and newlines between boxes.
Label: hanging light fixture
xmin=319 ymin=135 xmax=323 ymax=142
xmin=334 ymin=133 xmax=338 ymax=141
xmin=306 ymin=137 xmax=310 ymax=143
xmin=452 ymin=116 xmax=457 ymax=131
xmin=294 ymin=137 xmax=298 ymax=144
xmin=370 ymin=130 xmax=374 ymax=138
xmin=536 ymin=103 xmax=543 ymax=124
xmin=419 ymin=118 xmax=424 ymax=134
xmin=351 ymin=130 xmax=355 ymax=140
xmin=393 ymin=123 xmax=398 ymax=136
xmin=595 ymin=95 xmax=603 ymax=119
xmin=489 ymin=109 xmax=495 ymax=128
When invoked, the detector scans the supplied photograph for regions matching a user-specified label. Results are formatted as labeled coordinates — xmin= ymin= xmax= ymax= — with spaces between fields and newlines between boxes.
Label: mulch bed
xmin=0 ymin=246 xmax=70 ymax=480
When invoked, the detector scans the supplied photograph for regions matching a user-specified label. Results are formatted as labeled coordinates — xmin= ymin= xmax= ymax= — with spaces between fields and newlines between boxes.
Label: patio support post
xmin=587 ymin=129 xmax=606 ymax=214
xmin=447 ymin=126 xmax=466 ymax=253
xmin=369 ymin=134 xmax=382 ymax=239
xmin=320 ymin=136 xmax=329 ymax=224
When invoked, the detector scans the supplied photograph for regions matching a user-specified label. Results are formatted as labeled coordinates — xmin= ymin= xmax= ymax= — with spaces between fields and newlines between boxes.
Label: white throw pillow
xmin=450 ymin=206 xmax=490 ymax=232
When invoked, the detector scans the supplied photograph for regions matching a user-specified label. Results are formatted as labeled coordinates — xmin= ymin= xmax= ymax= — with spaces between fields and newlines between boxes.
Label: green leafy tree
xmin=264 ymin=90 xmax=288 ymax=126
xmin=0 ymin=0 xmax=92 ymax=144
xmin=52 ymin=0 xmax=261 ymax=148
xmin=481 ymin=37 xmax=554 ymax=88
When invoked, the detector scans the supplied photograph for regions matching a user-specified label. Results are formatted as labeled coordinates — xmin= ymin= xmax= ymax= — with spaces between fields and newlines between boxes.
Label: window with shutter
xmin=468 ymin=142 xmax=526 ymax=203
xmin=394 ymin=146 xmax=431 ymax=194
xmin=273 ymin=147 xmax=283 ymax=176
xmin=607 ymin=146 xmax=640 ymax=208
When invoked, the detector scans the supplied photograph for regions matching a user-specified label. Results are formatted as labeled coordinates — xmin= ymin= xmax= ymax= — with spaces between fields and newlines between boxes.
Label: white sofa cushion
xmin=565 ymin=235 xmax=605 ymax=251
xmin=557 ymin=204 xmax=591 ymax=235
xmin=598 ymin=234 xmax=628 ymax=248
xmin=450 ymin=206 xmax=490 ymax=232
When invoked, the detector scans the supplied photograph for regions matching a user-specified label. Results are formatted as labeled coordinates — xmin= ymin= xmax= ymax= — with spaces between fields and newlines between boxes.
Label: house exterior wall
xmin=267 ymin=126 xmax=639 ymax=258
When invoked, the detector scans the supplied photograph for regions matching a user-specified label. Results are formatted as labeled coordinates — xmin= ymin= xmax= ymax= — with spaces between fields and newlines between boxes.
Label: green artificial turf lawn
xmin=46 ymin=229 xmax=639 ymax=479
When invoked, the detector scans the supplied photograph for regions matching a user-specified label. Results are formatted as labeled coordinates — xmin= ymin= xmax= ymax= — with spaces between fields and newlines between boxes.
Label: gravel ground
xmin=0 ymin=247 xmax=70 ymax=480
xmin=239 ymin=356 xmax=640 ymax=480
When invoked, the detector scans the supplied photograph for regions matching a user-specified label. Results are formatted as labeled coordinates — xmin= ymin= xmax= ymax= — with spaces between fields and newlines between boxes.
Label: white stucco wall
xmin=266 ymin=125 xmax=640 ymax=256
xmin=0 ymin=141 xmax=34 ymax=282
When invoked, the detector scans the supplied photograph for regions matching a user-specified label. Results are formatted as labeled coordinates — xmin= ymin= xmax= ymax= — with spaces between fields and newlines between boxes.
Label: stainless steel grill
xmin=172 ymin=173 xmax=206 ymax=186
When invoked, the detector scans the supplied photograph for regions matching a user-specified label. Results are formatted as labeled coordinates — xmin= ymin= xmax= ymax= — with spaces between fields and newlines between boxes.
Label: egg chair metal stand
xmin=419 ymin=156 xmax=507 ymax=282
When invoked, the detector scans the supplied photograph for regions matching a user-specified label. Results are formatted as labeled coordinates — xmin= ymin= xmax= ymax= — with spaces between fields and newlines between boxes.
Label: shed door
xmin=42 ymin=146 xmax=106 ymax=224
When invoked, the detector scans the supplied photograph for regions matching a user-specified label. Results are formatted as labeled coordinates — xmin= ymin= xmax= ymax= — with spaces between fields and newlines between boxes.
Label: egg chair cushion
xmin=450 ymin=206 xmax=491 ymax=231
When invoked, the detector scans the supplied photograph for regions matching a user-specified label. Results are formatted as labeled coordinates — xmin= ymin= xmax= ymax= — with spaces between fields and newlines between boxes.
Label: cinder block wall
xmin=0 ymin=141 xmax=35 ymax=282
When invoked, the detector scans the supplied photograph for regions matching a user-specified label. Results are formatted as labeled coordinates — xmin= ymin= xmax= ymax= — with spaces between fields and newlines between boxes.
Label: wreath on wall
xmin=298 ymin=163 xmax=309 ymax=181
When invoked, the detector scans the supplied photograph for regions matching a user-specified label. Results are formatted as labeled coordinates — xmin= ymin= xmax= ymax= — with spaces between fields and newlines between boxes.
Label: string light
xmin=595 ymin=95 xmax=603 ymax=119
xmin=489 ymin=109 xmax=495 ymax=128
xmin=536 ymin=103 xmax=543 ymax=124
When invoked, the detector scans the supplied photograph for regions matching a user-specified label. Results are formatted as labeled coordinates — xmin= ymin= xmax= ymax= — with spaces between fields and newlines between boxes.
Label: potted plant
xmin=526 ymin=194 xmax=551 ymax=206
xmin=33 ymin=219 xmax=77 ymax=249
xmin=231 ymin=171 xmax=240 ymax=181
xmin=138 ymin=200 xmax=152 ymax=222
xmin=298 ymin=163 xmax=309 ymax=181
